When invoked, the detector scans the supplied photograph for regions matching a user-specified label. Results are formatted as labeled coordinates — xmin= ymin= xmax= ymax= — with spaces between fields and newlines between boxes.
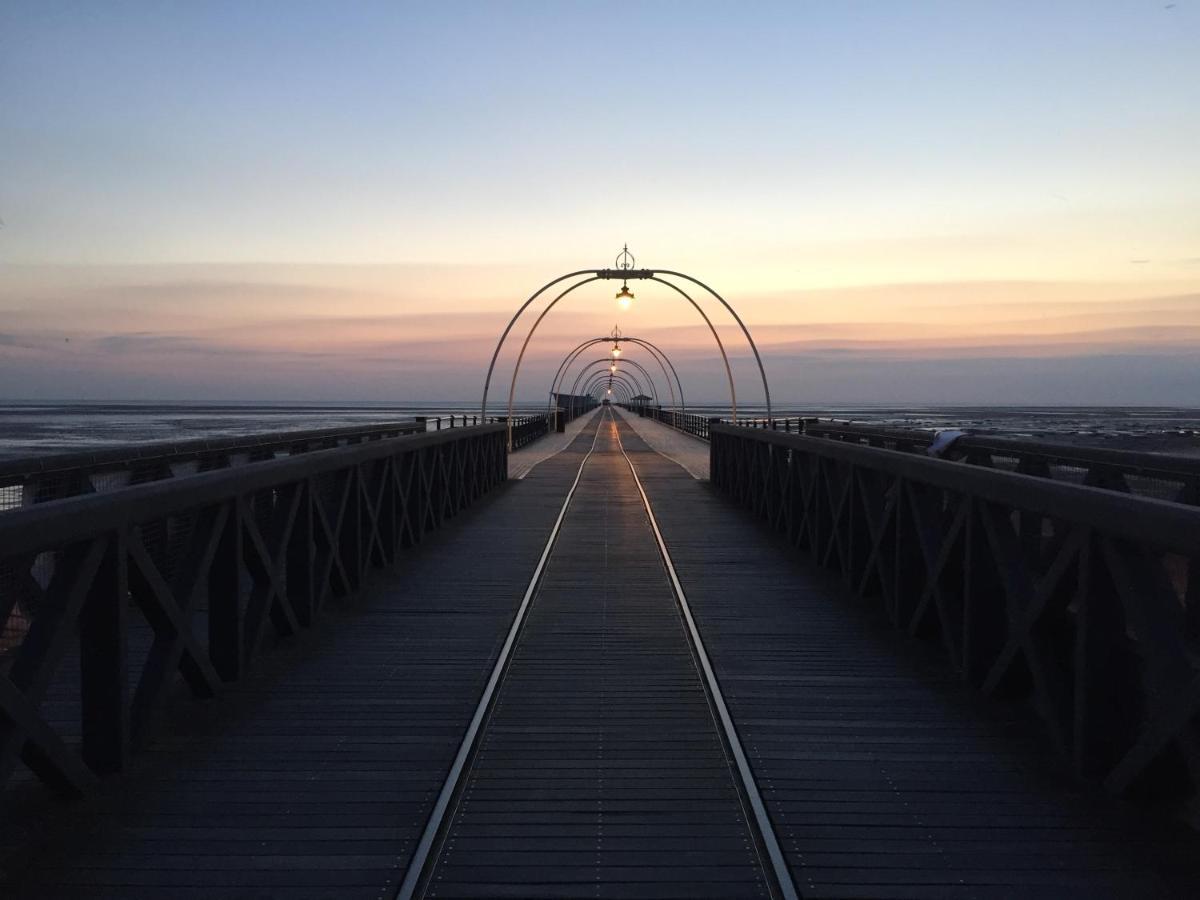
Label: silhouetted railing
xmin=453 ymin=404 xmax=602 ymax=452
xmin=645 ymin=413 xmax=1200 ymax=508
xmin=415 ymin=414 xmax=483 ymax=431
xmin=551 ymin=394 xmax=599 ymax=426
xmin=507 ymin=414 xmax=550 ymax=449
xmin=804 ymin=421 xmax=1200 ymax=507
xmin=626 ymin=406 xmax=718 ymax=441
xmin=710 ymin=424 xmax=1200 ymax=801
xmin=0 ymin=421 xmax=422 ymax=513
xmin=737 ymin=416 xmax=812 ymax=434
xmin=0 ymin=425 xmax=506 ymax=795
xmin=555 ymin=395 xmax=601 ymax=426
xmin=424 ymin=410 xmax=598 ymax=446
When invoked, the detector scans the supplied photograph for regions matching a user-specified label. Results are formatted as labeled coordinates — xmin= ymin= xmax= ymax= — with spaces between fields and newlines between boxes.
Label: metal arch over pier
xmin=572 ymin=360 xmax=647 ymax=398
xmin=566 ymin=356 xmax=661 ymax=407
xmin=604 ymin=357 xmax=659 ymax=404
xmin=482 ymin=247 xmax=774 ymax=448
xmin=580 ymin=372 xmax=638 ymax=403
xmin=570 ymin=359 xmax=650 ymax=404
xmin=502 ymin=274 xmax=737 ymax=432
xmin=3 ymin=408 xmax=1200 ymax=896
xmin=549 ymin=334 xmax=685 ymax=419
xmin=586 ymin=379 xmax=635 ymax=407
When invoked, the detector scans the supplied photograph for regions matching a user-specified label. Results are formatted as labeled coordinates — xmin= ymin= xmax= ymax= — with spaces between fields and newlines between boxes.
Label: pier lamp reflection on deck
xmin=616 ymin=284 xmax=634 ymax=311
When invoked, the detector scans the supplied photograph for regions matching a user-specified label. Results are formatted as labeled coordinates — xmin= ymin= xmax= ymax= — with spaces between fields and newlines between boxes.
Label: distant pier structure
xmin=2 ymin=254 xmax=1200 ymax=897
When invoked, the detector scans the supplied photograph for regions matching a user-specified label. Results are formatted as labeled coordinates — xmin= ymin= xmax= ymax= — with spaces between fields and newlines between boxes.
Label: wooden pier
xmin=2 ymin=409 xmax=1199 ymax=898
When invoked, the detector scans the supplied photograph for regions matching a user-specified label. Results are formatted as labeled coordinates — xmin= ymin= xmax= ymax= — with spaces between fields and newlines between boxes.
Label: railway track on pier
xmin=397 ymin=408 xmax=796 ymax=899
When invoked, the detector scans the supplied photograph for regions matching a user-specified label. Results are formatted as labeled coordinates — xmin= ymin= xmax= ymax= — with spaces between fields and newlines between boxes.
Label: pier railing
xmin=804 ymin=421 xmax=1200 ymax=507
xmin=0 ymin=420 xmax=422 ymax=512
xmin=0 ymin=424 xmax=506 ymax=795
xmin=552 ymin=394 xmax=600 ymax=428
xmin=626 ymin=406 xmax=718 ymax=441
xmin=710 ymin=424 xmax=1200 ymax=801
xmin=506 ymin=413 xmax=551 ymax=449
xmin=644 ymin=412 xmax=1200 ymax=508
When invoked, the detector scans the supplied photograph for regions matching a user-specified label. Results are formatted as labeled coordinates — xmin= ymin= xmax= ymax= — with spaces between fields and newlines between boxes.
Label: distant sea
xmin=1 ymin=401 xmax=1199 ymax=461
xmin=0 ymin=402 xmax=535 ymax=461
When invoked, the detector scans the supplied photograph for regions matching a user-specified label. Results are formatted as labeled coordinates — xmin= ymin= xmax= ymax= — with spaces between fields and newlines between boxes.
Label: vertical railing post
xmin=79 ymin=531 xmax=129 ymax=774
xmin=288 ymin=482 xmax=315 ymax=627
xmin=962 ymin=499 xmax=1005 ymax=688
xmin=209 ymin=501 xmax=246 ymax=682
xmin=344 ymin=466 xmax=365 ymax=588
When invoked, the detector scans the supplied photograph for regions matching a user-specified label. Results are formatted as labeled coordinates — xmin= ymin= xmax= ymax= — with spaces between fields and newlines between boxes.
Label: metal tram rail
xmin=395 ymin=409 xmax=797 ymax=899
xmin=614 ymin=415 xmax=799 ymax=900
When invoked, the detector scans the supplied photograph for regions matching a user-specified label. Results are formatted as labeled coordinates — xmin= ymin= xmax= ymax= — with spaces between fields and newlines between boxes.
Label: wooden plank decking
xmin=2 ymin=408 xmax=1199 ymax=899
xmin=418 ymin=413 xmax=770 ymax=899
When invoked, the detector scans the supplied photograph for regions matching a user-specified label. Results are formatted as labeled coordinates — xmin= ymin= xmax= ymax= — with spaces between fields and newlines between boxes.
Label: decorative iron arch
xmin=558 ymin=348 xmax=665 ymax=423
xmin=576 ymin=371 xmax=638 ymax=417
xmin=582 ymin=368 xmax=639 ymax=395
xmin=584 ymin=374 xmax=634 ymax=403
xmin=604 ymin=357 xmax=659 ymax=405
xmin=549 ymin=336 xmax=684 ymax=420
xmin=503 ymin=280 xmax=734 ymax=436
xmin=482 ymin=250 xmax=772 ymax=449
xmin=578 ymin=369 xmax=643 ymax=406
xmin=567 ymin=358 xmax=654 ymax=407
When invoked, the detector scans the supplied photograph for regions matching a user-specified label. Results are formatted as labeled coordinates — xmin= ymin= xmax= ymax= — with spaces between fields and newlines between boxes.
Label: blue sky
xmin=1 ymin=1 xmax=1197 ymax=403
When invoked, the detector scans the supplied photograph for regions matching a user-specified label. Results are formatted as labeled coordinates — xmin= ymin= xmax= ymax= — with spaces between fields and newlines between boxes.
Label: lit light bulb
xmin=616 ymin=285 xmax=634 ymax=310
xmin=609 ymin=363 xmax=616 ymax=373
xmin=607 ymin=388 xmax=612 ymax=394
xmin=611 ymin=343 xmax=622 ymax=358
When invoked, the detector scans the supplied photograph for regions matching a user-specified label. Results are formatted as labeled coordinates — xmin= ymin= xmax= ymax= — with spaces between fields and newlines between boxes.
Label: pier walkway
xmin=2 ymin=410 xmax=1199 ymax=898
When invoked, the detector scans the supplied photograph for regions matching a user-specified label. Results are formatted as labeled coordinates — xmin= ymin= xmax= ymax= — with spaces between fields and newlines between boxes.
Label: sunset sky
xmin=2 ymin=2 xmax=1198 ymax=406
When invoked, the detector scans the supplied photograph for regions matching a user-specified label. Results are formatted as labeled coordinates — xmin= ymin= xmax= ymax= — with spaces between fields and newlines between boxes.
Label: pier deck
xmin=2 ymin=410 xmax=1198 ymax=898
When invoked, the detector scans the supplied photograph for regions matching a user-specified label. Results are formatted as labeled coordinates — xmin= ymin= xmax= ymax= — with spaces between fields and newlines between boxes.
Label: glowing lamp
xmin=611 ymin=343 xmax=622 ymax=358
xmin=616 ymin=285 xmax=634 ymax=310
xmin=609 ymin=363 xmax=617 ymax=373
